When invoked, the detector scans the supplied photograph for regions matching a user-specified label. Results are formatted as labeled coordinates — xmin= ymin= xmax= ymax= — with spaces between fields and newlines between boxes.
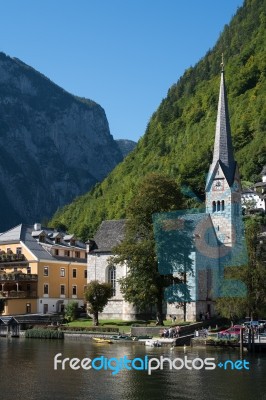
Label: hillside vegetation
xmin=50 ymin=0 xmax=266 ymax=240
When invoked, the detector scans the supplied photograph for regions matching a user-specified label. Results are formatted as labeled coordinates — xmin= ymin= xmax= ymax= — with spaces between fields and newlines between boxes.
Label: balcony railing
xmin=0 ymin=290 xmax=37 ymax=299
xmin=0 ymin=274 xmax=38 ymax=282
xmin=0 ymin=254 xmax=26 ymax=263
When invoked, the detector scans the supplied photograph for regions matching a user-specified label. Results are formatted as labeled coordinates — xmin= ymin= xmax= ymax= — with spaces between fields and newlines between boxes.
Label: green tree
xmin=64 ymin=301 xmax=79 ymax=322
xmin=243 ymin=219 xmax=266 ymax=319
xmin=84 ymin=280 xmax=113 ymax=326
xmin=216 ymin=218 xmax=266 ymax=321
xmin=111 ymin=173 xmax=184 ymax=325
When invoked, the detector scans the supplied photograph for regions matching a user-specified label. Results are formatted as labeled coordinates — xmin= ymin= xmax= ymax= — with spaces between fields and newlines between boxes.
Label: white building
xmin=87 ymin=220 xmax=136 ymax=320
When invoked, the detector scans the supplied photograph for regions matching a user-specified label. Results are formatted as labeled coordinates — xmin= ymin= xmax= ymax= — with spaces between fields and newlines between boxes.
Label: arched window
xmin=212 ymin=201 xmax=216 ymax=213
xmin=108 ymin=266 xmax=116 ymax=296
xmin=217 ymin=201 xmax=221 ymax=212
xmin=221 ymin=200 xmax=225 ymax=211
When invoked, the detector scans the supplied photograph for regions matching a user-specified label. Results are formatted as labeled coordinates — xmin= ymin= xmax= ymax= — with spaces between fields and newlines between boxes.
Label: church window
xmin=217 ymin=201 xmax=221 ymax=212
xmin=212 ymin=201 xmax=216 ymax=213
xmin=108 ymin=265 xmax=116 ymax=296
xmin=221 ymin=200 xmax=225 ymax=211
xmin=234 ymin=202 xmax=239 ymax=215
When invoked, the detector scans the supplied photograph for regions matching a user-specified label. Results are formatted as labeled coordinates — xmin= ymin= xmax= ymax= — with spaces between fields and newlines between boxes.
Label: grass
xmin=65 ymin=318 xmax=192 ymax=333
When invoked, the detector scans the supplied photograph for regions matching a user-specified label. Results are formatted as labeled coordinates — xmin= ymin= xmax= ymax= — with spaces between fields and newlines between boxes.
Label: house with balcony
xmin=0 ymin=223 xmax=88 ymax=316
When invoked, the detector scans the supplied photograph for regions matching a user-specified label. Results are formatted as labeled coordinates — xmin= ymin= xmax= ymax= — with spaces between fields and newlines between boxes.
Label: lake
xmin=1 ymin=337 xmax=266 ymax=400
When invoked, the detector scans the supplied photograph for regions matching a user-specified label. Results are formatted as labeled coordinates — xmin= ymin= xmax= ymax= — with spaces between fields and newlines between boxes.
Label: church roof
xmin=92 ymin=219 xmax=126 ymax=252
xmin=206 ymin=67 xmax=236 ymax=187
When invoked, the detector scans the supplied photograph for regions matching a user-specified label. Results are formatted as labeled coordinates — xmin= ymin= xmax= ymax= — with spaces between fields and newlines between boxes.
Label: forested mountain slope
xmin=50 ymin=0 xmax=266 ymax=240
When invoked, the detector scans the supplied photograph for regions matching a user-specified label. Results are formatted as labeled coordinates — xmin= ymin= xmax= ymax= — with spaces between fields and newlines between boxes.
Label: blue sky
xmin=0 ymin=0 xmax=243 ymax=142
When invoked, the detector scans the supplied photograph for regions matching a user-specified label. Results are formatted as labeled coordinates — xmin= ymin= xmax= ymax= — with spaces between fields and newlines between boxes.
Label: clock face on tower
xmin=213 ymin=179 xmax=224 ymax=191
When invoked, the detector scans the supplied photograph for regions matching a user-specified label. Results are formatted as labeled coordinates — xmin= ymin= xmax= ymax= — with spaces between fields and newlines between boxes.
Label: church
xmin=87 ymin=63 xmax=245 ymax=321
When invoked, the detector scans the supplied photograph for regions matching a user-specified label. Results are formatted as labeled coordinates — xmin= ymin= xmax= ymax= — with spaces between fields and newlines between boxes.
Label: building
xmin=87 ymin=64 xmax=245 ymax=321
xmin=241 ymin=166 xmax=266 ymax=213
xmin=0 ymin=223 xmax=87 ymax=315
xmin=241 ymin=188 xmax=265 ymax=213
xmin=87 ymin=220 xmax=136 ymax=320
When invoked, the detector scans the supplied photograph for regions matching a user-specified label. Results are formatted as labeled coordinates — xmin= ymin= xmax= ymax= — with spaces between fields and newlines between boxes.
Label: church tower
xmin=205 ymin=61 xmax=242 ymax=249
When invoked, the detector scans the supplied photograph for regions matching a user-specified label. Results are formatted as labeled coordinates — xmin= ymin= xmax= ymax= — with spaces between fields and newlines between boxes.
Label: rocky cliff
xmin=115 ymin=139 xmax=137 ymax=157
xmin=0 ymin=52 xmax=123 ymax=230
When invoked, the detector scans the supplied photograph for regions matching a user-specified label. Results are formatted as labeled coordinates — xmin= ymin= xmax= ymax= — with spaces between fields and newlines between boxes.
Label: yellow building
xmin=0 ymin=223 xmax=88 ymax=315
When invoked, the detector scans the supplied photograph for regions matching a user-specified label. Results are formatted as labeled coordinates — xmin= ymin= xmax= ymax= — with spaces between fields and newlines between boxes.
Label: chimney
xmin=34 ymin=223 xmax=42 ymax=231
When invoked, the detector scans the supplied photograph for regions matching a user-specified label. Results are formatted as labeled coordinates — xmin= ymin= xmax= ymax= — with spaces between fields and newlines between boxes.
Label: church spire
xmin=207 ymin=59 xmax=236 ymax=187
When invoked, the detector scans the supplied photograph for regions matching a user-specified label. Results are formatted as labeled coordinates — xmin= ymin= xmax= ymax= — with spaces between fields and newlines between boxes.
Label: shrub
xmin=25 ymin=328 xmax=64 ymax=339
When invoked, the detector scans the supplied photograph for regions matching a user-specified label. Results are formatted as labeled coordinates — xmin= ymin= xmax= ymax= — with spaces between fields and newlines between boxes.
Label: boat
xmin=145 ymin=339 xmax=162 ymax=347
xmin=110 ymin=334 xmax=133 ymax=341
xmin=92 ymin=337 xmax=113 ymax=344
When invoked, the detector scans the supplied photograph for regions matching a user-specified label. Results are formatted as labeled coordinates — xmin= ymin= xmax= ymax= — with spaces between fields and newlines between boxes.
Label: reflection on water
xmin=1 ymin=337 xmax=266 ymax=400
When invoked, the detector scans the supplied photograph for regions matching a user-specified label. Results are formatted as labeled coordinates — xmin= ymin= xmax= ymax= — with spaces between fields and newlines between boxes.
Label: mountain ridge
xmin=0 ymin=52 xmax=124 ymax=231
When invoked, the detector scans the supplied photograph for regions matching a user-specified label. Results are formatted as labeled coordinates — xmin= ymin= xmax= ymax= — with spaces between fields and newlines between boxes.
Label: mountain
xmin=0 ymin=52 xmax=123 ymax=231
xmin=115 ymin=139 xmax=137 ymax=157
xmin=50 ymin=0 xmax=266 ymax=240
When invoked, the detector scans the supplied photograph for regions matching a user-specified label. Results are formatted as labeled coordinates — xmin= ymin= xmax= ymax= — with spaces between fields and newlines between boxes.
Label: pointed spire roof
xmin=206 ymin=61 xmax=236 ymax=187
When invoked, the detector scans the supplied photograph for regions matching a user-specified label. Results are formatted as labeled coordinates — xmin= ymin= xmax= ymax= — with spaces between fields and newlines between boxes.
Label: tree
xmin=84 ymin=280 xmax=113 ymax=326
xmin=64 ymin=301 xmax=79 ymax=322
xmin=111 ymin=173 xmax=184 ymax=325
xmin=216 ymin=218 xmax=266 ymax=320
xmin=243 ymin=219 xmax=266 ymax=318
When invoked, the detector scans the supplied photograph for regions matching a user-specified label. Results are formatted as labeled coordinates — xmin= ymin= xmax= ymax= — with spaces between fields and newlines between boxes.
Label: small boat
xmin=145 ymin=339 xmax=162 ymax=347
xmin=110 ymin=334 xmax=133 ymax=341
xmin=92 ymin=337 xmax=113 ymax=344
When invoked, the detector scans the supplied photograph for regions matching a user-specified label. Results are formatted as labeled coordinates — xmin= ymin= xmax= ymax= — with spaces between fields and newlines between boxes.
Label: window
xmin=44 ymin=266 xmax=49 ymax=276
xmin=75 ymin=251 xmax=80 ymax=258
xmin=60 ymin=268 xmax=65 ymax=277
xmin=212 ymin=201 xmax=216 ymax=213
xmin=54 ymin=249 xmax=59 ymax=256
xmin=221 ymin=200 xmax=225 ymax=211
xmin=60 ymin=285 xmax=65 ymax=295
xmin=55 ymin=237 xmax=61 ymax=244
xmin=84 ymin=269 xmax=87 ymax=279
xmin=44 ymin=284 xmax=49 ymax=295
xmin=64 ymin=250 xmax=70 ymax=257
xmin=108 ymin=266 xmax=116 ymax=296
xmin=27 ymin=267 xmax=31 ymax=274
xmin=39 ymin=235 xmax=45 ymax=243
xmin=217 ymin=201 xmax=221 ymax=212
xmin=16 ymin=247 xmax=22 ymax=255
xmin=72 ymin=269 xmax=77 ymax=278
xmin=26 ymin=303 xmax=31 ymax=313
xmin=72 ymin=285 xmax=77 ymax=296
xmin=234 ymin=201 xmax=239 ymax=216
